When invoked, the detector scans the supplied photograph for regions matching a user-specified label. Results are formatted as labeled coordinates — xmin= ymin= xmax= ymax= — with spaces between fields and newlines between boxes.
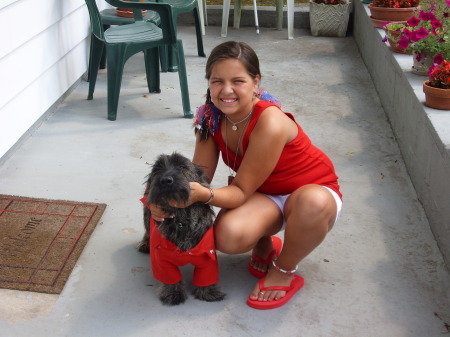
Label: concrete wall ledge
xmin=352 ymin=0 xmax=450 ymax=270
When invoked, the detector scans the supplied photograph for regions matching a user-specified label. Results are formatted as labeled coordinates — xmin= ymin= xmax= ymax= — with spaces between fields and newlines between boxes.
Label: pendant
xmin=231 ymin=125 xmax=238 ymax=131
xmin=228 ymin=175 xmax=234 ymax=185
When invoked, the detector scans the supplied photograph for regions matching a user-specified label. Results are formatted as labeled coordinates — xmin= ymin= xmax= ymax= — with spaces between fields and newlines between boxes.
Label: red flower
xmin=413 ymin=27 xmax=430 ymax=40
xmin=415 ymin=52 xmax=422 ymax=62
xmin=428 ymin=59 xmax=450 ymax=89
xmin=434 ymin=54 xmax=445 ymax=65
xmin=402 ymin=28 xmax=413 ymax=39
xmin=407 ymin=16 xmax=421 ymax=27
xmin=398 ymin=36 xmax=411 ymax=49
xmin=419 ymin=11 xmax=434 ymax=21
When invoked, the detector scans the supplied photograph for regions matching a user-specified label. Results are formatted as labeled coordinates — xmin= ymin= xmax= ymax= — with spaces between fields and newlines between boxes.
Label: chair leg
xmin=167 ymin=45 xmax=178 ymax=73
xmin=287 ymin=0 xmax=294 ymax=40
xmin=233 ymin=0 xmax=243 ymax=29
xmin=221 ymin=0 xmax=231 ymax=37
xmin=100 ymin=24 xmax=110 ymax=69
xmin=159 ymin=46 xmax=169 ymax=72
xmin=87 ymin=35 xmax=105 ymax=100
xmin=105 ymin=45 xmax=126 ymax=121
xmin=197 ymin=0 xmax=206 ymax=35
xmin=193 ymin=6 xmax=206 ymax=57
xmin=202 ymin=0 xmax=208 ymax=26
xmin=276 ymin=0 xmax=283 ymax=31
xmin=144 ymin=48 xmax=161 ymax=93
xmin=175 ymin=40 xmax=193 ymax=118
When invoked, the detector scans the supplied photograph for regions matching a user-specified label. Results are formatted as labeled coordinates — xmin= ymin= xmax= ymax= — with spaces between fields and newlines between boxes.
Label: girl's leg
xmin=214 ymin=192 xmax=283 ymax=255
xmin=249 ymin=184 xmax=338 ymax=302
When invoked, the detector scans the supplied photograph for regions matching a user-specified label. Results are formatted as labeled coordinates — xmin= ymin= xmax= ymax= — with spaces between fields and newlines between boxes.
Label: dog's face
xmin=147 ymin=153 xmax=208 ymax=209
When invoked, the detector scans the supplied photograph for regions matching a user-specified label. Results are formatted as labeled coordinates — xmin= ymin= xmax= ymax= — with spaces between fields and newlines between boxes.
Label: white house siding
xmin=0 ymin=0 xmax=109 ymax=159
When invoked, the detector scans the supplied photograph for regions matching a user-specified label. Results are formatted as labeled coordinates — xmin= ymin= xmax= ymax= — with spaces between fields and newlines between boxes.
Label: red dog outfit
xmin=141 ymin=197 xmax=218 ymax=287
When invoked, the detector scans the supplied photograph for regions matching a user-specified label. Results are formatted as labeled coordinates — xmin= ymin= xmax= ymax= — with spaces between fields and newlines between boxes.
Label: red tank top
xmin=212 ymin=100 xmax=342 ymax=199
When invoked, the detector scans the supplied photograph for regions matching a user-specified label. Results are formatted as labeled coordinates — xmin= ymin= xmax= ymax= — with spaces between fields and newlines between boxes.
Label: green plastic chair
xmin=88 ymin=8 xmax=161 ymax=77
xmin=99 ymin=1 xmax=206 ymax=73
xmin=85 ymin=0 xmax=192 ymax=120
xmin=157 ymin=0 xmax=206 ymax=72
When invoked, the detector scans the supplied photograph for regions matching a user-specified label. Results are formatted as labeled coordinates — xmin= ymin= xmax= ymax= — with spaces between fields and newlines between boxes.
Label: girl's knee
xmin=286 ymin=186 xmax=337 ymax=227
xmin=214 ymin=217 xmax=250 ymax=254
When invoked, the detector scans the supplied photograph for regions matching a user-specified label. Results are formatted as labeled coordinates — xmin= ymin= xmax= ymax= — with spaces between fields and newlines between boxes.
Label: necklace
xmin=225 ymin=110 xmax=253 ymax=131
xmin=224 ymin=111 xmax=252 ymax=184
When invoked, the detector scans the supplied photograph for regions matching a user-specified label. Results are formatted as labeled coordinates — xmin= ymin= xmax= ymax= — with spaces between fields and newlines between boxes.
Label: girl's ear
xmin=254 ymin=75 xmax=261 ymax=90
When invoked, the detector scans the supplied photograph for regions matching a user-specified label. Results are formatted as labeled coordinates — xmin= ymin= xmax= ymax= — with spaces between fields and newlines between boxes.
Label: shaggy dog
xmin=138 ymin=152 xmax=225 ymax=305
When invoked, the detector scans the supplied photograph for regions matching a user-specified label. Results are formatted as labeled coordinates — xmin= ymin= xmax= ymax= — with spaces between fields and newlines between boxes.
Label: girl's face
xmin=208 ymin=58 xmax=260 ymax=119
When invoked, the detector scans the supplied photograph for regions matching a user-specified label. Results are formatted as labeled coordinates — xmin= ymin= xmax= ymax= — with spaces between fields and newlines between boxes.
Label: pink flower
xmin=398 ymin=36 xmax=411 ymax=49
xmin=431 ymin=19 xmax=443 ymax=30
xmin=402 ymin=28 xmax=413 ymax=39
xmin=430 ymin=2 xmax=436 ymax=12
xmin=434 ymin=54 xmax=445 ymax=65
xmin=419 ymin=11 xmax=435 ymax=21
xmin=415 ymin=52 xmax=422 ymax=62
xmin=407 ymin=16 xmax=421 ymax=27
xmin=412 ymin=27 xmax=430 ymax=40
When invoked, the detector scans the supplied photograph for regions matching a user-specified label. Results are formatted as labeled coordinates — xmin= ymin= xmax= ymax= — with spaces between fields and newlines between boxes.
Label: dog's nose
xmin=160 ymin=176 xmax=174 ymax=185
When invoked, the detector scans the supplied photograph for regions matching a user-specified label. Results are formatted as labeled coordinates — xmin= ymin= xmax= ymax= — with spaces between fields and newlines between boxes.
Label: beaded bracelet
xmin=205 ymin=188 xmax=214 ymax=204
xmin=272 ymin=258 xmax=298 ymax=275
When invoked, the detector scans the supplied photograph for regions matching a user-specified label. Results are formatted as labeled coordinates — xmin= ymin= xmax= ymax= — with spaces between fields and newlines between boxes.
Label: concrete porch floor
xmin=0 ymin=24 xmax=449 ymax=337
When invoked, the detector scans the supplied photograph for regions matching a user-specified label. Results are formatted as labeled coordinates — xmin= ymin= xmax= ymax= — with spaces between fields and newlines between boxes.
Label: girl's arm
xmin=192 ymin=131 xmax=220 ymax=184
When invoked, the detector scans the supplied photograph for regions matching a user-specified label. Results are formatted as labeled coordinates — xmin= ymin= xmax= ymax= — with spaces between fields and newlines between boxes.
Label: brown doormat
xmin=0 ymin=195 xmax=106 ymax=294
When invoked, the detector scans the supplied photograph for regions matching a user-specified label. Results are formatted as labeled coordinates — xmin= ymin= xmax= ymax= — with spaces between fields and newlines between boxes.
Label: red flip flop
xmin=248 ymin=236 xmax=283 ymax=279
xmin=247 ymin=274 xmax=305 ymax=310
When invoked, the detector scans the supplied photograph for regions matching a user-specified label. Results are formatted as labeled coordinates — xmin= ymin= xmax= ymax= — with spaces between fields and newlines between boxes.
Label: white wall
xmin=0 ymin=0 xmax=108 ymax=159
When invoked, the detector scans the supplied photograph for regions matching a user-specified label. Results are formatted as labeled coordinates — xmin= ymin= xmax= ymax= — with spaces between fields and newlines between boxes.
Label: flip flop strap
xmin=258 ymin=278 xmax=291 ymax=292
xmin=251 ymin=250 xmax=276 ymax=264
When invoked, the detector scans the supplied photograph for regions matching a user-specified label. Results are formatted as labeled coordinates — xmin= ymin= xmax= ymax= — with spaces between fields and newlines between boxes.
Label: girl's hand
xmin=167 ymin=182 xmax=210 ymax=208
xmin=150 ymin=204 xmax=173 ymax=222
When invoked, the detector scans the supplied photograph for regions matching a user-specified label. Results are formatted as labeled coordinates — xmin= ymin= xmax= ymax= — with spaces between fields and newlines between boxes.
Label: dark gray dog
xmin=138 ymin=152 xmax=225 ymax=305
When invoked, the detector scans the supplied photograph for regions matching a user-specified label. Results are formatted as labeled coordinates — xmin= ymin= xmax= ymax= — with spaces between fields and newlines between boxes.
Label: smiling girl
xmin=153 ymin=41 xmax=342 ymax=309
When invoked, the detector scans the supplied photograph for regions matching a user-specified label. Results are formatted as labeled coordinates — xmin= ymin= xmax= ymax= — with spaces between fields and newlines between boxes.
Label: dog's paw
xmin=158 ymin=282 xmax=187 ymax=305
xmin=136 ymin=240 xmax=149 ymax=254
xmin=192 ymin=284 xmax=226 ymax=302
xmin=136 ymin=232 xmax=150 ymax=253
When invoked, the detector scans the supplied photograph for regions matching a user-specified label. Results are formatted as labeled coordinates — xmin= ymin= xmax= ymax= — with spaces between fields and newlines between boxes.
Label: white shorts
xmin=264 ymin=186 xmax=342 ymax=228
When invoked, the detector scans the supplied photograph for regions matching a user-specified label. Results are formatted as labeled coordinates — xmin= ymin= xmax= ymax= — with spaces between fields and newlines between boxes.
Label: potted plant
xmin=423 ymin=57 xmax=450 ymax=110
xmin=384 ymin=0 xmax=450 ymax=74
xmin=369 ymin=0 xmax=421 ymax=28
xmin=383 ymin=22 xmax=413 ymax=54
xmin=309 ymin=0 xmax=352 ymax=37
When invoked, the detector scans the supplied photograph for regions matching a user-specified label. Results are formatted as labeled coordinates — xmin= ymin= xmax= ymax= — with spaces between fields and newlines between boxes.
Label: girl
xmin=151 ymin=41 xmax=342 ymax=310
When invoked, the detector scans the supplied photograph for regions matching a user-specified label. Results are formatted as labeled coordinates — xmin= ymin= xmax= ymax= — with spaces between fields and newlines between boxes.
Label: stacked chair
xmin=84 ymin=0 xmax=193 ymax=120
xmin=221 ymin=0 xmax=295 ymax=40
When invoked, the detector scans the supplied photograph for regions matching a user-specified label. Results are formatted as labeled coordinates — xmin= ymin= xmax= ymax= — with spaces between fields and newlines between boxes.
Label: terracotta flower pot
xmin=423 ymin=81 xmax=450 ymax=110
xmin=384 ymin=27 xmax=412 ymax=54
xmin=368 ymin=4 xmax=420 ymax=28
xmin=116 ymin=0 xmax=147 ymax=18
